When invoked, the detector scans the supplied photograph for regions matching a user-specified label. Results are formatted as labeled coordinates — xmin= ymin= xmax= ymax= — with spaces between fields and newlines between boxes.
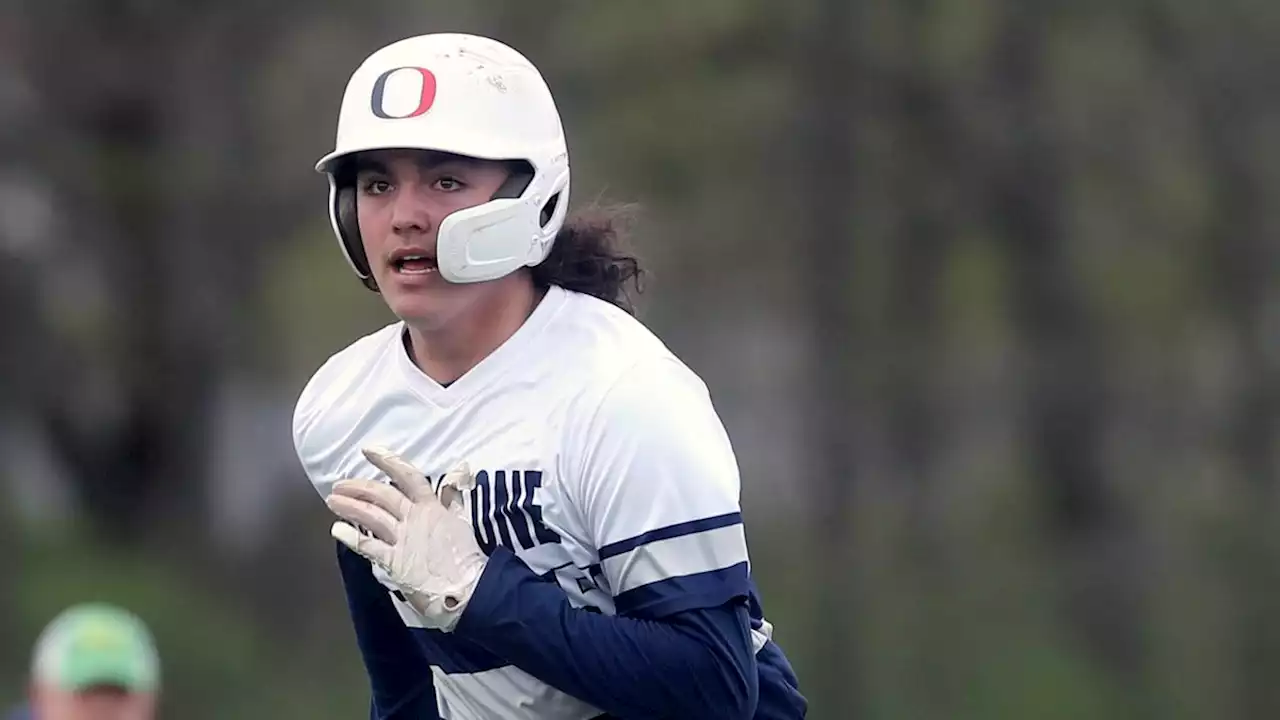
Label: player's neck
xmin=405 ymin=280 xmax=546 ymax=386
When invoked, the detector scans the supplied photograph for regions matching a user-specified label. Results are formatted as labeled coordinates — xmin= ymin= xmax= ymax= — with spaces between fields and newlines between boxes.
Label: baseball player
xmin=292 ymin=32 xmax=807 ymax=719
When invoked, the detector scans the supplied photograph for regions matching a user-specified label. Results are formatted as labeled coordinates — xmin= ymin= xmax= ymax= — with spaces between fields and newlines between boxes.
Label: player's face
xmin=354 ymin=149 xmax=516 ymax=329
xmin=31 ymin=685 xmax=156 ymax=720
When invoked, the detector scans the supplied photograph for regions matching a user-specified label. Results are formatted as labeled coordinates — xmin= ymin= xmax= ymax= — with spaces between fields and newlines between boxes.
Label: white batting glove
xmin=326 ymin=446 xmax=486 ymax=632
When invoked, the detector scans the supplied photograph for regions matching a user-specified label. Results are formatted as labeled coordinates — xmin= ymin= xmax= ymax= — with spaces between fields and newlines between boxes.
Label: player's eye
xmin=434 ymin=175 xmax=466 ymax=192
xmin=360 ymin=178 xmax=392 ymax=195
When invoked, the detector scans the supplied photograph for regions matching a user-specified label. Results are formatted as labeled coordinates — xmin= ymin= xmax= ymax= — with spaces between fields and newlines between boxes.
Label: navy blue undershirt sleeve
xmin=335 ymin=542 xmax=441 ymax=720
xmin=454 ymin=547 xmax=759 ymax=720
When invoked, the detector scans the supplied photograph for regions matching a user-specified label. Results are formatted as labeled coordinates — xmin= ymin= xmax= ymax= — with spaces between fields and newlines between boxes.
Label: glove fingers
xmin=437 ymin=463 xmax=475 ymax=510
xmin=331 ymin=521 xmax=392 ymax=567
xmin=363 ymin=446 xmax=435 ymax=504
xmin=326 ymin=493 xmax=399 ymax=543
xmin=331 ymin=478 xmax=410 ymax=520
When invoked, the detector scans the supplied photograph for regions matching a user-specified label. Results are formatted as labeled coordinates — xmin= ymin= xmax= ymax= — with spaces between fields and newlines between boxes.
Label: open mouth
xmin=392 ymin=254 xmax=438 ymax=274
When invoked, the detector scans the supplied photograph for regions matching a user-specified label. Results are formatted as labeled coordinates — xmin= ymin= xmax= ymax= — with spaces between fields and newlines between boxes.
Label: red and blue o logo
xmin=369 ymin=66 xmax=437 ymax=119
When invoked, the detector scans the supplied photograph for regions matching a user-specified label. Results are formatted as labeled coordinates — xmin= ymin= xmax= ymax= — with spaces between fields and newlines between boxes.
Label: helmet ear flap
xmin=491 ymin=163 xmax=534 ymax=200
xmin=335 ymin=182 xmax=378 ymax=292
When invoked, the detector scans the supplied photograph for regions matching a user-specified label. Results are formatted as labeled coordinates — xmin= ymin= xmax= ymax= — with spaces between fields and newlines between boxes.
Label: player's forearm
xmin=336 ymin=543 xmax=442 ymax=720
xmin=455 ymin=548 xmax=759 ymax=720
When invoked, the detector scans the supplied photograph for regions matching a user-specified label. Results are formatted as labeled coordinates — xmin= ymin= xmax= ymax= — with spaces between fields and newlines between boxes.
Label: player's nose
xmin=389 ymin=184 xmax=434 ymax=235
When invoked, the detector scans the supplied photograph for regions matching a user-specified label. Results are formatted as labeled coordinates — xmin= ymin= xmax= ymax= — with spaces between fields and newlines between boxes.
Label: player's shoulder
xmin=291 ymin=320 xmax=403 ymax=453
xmin=554 ymin=294 xmax=737 ymax=499
xmin=551 ymin=289 xmax=713 ymax=421
xmin=550 ymin=289 xmax=702 ymax=386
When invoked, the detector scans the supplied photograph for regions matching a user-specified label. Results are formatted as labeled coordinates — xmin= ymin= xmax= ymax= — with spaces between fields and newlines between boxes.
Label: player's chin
xmin=382 ymin=285 xmax=453 ymax=328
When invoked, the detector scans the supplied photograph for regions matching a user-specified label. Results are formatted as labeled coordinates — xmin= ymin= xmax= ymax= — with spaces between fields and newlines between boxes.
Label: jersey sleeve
xmin=291 ymin=356 xmax=351 ymax=500
xmin=290 ymin=327 xmax=397 ymax=499
xmin=292 ymin=363 xmax=331 ymax=494
xmin=292 ymin=353 xmax=440 ymax=719
xmin=337 ymin=542 xmax=440 ymax=720
xmin=576 ymin=356 xmax=751 ymax=619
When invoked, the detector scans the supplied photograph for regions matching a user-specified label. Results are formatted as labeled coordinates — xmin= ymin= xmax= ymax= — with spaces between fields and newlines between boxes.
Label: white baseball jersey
xmin=292 ymin=286 xmax=772 ymax=719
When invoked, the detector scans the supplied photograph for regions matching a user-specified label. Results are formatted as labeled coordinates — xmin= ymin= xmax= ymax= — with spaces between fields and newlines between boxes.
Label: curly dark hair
xmin=531 ymin=204 xmax=646 ymax=315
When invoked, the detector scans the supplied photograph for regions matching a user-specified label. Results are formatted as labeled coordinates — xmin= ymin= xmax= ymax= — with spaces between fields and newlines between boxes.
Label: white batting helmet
xmin=315 ymin=33 xmax=571 ymax=288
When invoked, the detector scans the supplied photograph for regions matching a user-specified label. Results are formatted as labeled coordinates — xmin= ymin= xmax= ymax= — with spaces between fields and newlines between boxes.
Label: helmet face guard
xmin=317 ymin=34 xmax=571 ymax=288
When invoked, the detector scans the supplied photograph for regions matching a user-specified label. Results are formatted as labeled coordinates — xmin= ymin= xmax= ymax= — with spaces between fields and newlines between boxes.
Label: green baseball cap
xmin=31 ymin=603 xmax=159 ymax=693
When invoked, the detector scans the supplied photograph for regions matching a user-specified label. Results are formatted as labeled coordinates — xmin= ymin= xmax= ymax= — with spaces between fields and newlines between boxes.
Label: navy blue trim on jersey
xmin=743 ymin=577 xmax=807 ymax=716
xmin=338 ymin=541 xmax=807 ymax=718
xmin=613 ymin=561 xmax=752 ymax=618
xmin=748 ymin=577 xmax=769 ymax=629
xmin=598 ymin=511 xmax=743 ymax=559
xmin=457 ymin=547 xmax=768 ymax=719
xmin=335 ymin=543 xmax=441 ymax=720
xmin=754 ymin=640 xmax=809 ymax=718
xmin=405 ymin=628 xmax=506 ymax=674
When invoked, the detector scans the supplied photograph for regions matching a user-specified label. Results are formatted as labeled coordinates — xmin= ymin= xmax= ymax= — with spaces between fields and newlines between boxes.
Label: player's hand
xmin=325 ymin=446 xmax=486 ymax=632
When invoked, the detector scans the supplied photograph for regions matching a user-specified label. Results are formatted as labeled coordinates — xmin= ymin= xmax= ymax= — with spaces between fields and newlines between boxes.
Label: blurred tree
xmin=985 ymin=0 xmax=1144 ymax=689
xmin=12 ymin=1 xmax=340 ymax=547
xmin=1172 ymin=9 xmax=1280 ymax=502
xmin=884 ymin=0 xmax=959 ymax=580
xmin=795 ymin=0 xmax=862 ymax=714
xmin=1144 ymin=3 xmax=1280 ymax=714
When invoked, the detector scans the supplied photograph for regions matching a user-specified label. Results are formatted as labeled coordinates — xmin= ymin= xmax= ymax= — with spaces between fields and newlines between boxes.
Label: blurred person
xmin=8 ymin=603 xmax=159 ymax=720
xmin=292 ymin=32 xmax=806 ymax=719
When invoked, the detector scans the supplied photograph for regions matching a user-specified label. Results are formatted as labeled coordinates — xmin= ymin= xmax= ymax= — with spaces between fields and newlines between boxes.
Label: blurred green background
xmin=4 ymin=1 xmax=1280 ymax=718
